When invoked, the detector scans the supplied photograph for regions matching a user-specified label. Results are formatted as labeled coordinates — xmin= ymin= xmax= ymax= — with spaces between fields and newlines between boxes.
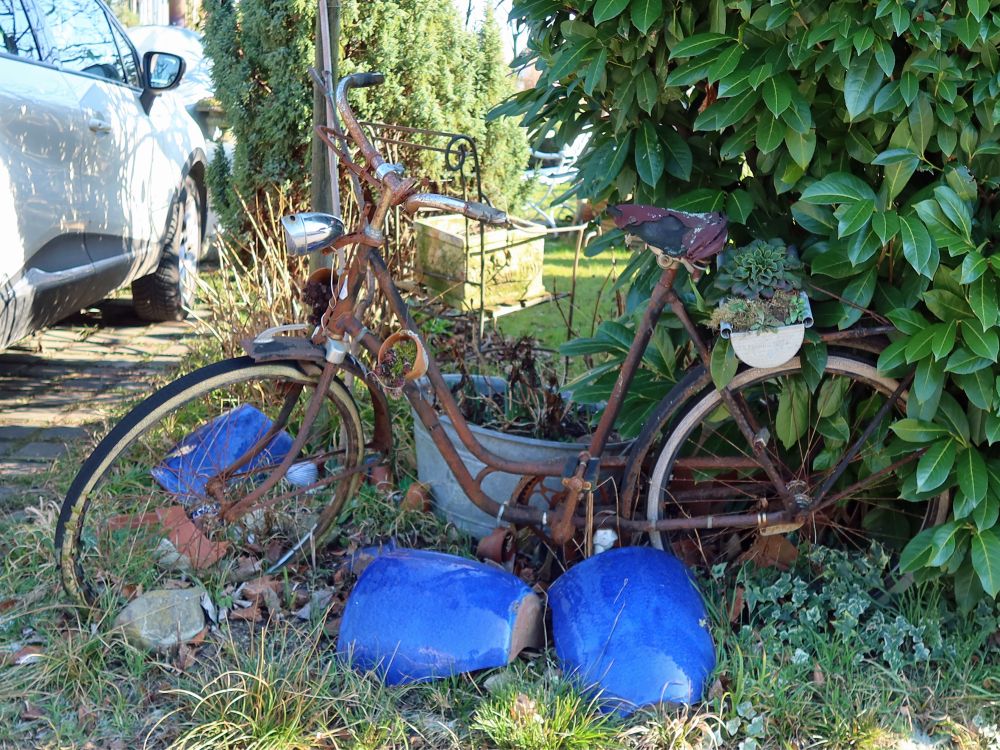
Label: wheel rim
xmin=63 ymin=363 xmax=363 ymax=608
xmin=646 ymin=356 xmax=945 ymax=565
xmin=177 ymin=189 xmax=200 ymax=310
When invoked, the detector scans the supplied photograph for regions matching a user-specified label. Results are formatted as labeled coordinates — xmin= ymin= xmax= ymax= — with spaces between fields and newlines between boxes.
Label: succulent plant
xmin=715 ymin=239 xmax=803 ymax=300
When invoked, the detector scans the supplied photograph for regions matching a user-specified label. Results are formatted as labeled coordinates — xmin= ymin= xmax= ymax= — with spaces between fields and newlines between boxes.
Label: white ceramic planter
xmin=728 ymin=324 xmax=805 ymax=368
xmin=718 ymin=292 xmax=813 ymax=369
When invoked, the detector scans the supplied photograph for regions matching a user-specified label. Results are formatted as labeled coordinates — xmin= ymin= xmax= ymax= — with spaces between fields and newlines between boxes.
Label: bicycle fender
xmin=241 ymin=337 xmax=393 ymax=454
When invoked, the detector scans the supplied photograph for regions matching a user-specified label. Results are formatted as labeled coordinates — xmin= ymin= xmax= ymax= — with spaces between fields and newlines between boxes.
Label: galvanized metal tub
xmin=412 ymin=374 xmax=629 ymax=538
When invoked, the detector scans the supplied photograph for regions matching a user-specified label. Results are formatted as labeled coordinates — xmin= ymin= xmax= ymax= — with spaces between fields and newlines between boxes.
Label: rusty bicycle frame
xmin=245 ymin=72 xmax=914 ymax=548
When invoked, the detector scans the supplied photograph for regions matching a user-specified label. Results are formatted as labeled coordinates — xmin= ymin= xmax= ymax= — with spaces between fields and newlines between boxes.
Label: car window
xmin=35 ymin=0 xmax=127 ymax=83
xmin=0 ymin=0 xmax=40 ymax=59
xmin=107 ymin=19 xmax=139 ymax=87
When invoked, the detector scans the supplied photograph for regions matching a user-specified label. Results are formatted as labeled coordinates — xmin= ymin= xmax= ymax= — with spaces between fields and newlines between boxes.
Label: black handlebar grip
xmin=347 ymin=72 xmax=385 ymax=89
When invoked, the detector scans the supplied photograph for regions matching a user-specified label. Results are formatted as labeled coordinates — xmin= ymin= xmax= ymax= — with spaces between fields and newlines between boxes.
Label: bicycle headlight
xmin=280 ymin=213 xmax=346 ymax=255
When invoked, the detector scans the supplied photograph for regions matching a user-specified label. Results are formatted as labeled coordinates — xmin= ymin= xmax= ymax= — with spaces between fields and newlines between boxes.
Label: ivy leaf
xmin=844 ymin=52 xmax=884 ymax=119
xmin=899 ymin=214 xmax=938 ymax=278
xmin=971 ymin=528 xmax=1000 ymax=597
xmin=668 ymin=32 xmax=732 ymax=59
xmin=958 ymin=446 xmax=989 ymax=506
xmin=710 ymin=337 xmax=738 ymax=390
xmin=635 ymin=121 xmax=664 ymax=186
xmin=629 ymin=0 xmax=662 ymax=34
xmin=800 ymin=172 xmax=876 ymax=204
xmin=662 ymin=128 xmax=693 ymax=180
xmin=915 ymin=438 xmax=956 ymax=492
xmin=592 ymin=0 xmax=630 ymax=24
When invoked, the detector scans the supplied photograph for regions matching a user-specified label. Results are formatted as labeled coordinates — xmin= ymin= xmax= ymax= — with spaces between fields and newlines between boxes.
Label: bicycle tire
xmin=55 ymin=357 xmax=364 ymax=607
xmin=645 ymin=353 xmax=949 ymax=563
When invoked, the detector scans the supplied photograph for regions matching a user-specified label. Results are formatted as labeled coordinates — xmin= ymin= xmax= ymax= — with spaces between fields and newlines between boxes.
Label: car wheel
xmin=132 ymin=174 xmax=202 ymax=321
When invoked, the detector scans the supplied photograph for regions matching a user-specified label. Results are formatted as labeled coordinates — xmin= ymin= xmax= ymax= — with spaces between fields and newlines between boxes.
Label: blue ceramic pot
xmin=548 ymin=547 xmax=715 ymax=715
xmin=338 ymin=549 xmax=541 ymax=685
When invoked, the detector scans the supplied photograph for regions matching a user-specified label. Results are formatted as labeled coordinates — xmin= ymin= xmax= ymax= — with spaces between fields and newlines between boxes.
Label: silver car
xmin=0 ymin=0 xmax=208 ymax=349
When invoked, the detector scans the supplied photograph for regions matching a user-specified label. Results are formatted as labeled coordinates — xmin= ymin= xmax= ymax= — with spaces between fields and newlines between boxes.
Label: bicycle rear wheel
xmin=55 ymin=357 xmax=365 ymax=608
xmin=645 ymin=354 xmax=948 ymax=565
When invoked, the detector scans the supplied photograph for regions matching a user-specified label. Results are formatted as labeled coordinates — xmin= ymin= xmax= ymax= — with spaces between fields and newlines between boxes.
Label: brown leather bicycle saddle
xmin=607 ymin=204 xmax=728 ymax=263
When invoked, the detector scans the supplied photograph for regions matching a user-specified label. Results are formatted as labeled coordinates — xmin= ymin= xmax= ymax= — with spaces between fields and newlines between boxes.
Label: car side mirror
xmin=143 ymin=51 xmax=185 ymax=91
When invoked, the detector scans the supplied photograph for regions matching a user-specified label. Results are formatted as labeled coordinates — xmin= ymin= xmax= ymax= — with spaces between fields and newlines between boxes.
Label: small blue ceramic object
xmin=548 ymin=546 xmax=715 ymax=716
xmin=152 ymin=403 xmax=293 ymax=502
xmin=338 ymin=548 xmax=542 ymax=685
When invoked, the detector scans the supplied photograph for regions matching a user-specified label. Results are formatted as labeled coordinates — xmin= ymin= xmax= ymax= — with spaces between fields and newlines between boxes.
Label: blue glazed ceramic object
xmin=548 ymin=547 xmax=715 ymax=715
xmin=152 ymin=403 xmax=293 ymax=502
xmin=338 ymin=549 xmax=542 ymax=685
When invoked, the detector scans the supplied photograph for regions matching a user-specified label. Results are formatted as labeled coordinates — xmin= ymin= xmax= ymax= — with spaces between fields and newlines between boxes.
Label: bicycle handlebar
xmin=334 ymin=72 xmax=508 ymax=227
xmin=404 ymin=193 xmax=508 ymax=225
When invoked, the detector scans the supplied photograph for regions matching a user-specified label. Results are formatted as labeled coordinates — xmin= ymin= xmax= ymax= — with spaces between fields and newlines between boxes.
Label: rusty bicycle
xmin=56 ymin=73 xmax=947 ymax=607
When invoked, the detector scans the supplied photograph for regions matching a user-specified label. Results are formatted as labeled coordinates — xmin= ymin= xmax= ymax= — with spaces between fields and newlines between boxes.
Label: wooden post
xmin=309 ymin=0 xmax=340 ymax=274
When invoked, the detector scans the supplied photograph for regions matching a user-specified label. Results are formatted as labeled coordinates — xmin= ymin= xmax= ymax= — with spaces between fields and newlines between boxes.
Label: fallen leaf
xmin=812 ymin=663 xmax=825 ymax=686
xmin=241 ymin=576 xmax=281 ymax=604
xmin=510 ymin=693 xmax=540 ymax=722
xmin=12 ymin=645 xmax=43 ymax=665
xmin=20 ymin=702 xmax=43 ymax=721
xmin=323 ymin=616 xmax=342 ymax=639
xmin=175 ymin=643 xmax=198 ymax=672
xmin=739 ymin=534 xmax=799 ymax=570
xmin=728 ymin=585 xmax=745 ymax=625
xmin=229 ymin=603 xmax=262 ymax=622
xmin=400 ymin=482 xmax=430 ymax=512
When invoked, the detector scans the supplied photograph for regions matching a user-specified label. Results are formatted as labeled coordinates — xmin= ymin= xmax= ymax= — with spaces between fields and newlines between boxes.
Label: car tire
xmin=132 ymin=174 xmax=202 ymax=321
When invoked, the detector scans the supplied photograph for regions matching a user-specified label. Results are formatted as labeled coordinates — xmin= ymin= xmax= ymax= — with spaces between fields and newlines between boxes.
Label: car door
xmin=0 ymin=0 xmax=96 ymax=349
xmin=30 ymin=0 xmax=157 ymax=289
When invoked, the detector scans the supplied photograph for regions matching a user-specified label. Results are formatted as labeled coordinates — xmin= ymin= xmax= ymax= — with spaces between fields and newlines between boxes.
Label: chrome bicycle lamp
xmin=281 ymin=212 xmax=346 ymax=255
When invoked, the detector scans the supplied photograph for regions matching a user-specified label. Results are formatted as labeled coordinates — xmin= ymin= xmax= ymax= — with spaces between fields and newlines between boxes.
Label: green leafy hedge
xmin=502 ymin=0 xmax=1000 ymax=602
xmin=204 ymin=0 xmax=529 ymax=240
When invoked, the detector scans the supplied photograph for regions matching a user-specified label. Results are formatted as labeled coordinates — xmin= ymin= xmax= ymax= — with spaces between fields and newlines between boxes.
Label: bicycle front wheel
xmin=55 ymin=357 xmax=365 ymax=608
xmin=645 ymin=354 xmax=948 ymax=564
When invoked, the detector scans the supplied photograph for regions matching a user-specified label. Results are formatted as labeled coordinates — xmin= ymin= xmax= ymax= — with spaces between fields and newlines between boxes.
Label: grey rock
xmin=113 ymin=588 xmax=207 ymax=651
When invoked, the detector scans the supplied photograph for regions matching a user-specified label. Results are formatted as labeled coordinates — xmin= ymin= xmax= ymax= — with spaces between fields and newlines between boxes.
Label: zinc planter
xmin=412 ymin=374 xmax=629 ymax=539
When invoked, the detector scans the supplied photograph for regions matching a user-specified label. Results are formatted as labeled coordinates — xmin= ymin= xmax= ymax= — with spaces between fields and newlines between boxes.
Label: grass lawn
xmin=496 ymin=237 xmax=623 ymax=355
xmin=1 ymin=251 xmax=1000 ymax=749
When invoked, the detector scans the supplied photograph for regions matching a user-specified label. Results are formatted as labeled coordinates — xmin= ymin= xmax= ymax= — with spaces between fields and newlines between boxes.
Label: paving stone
xmin=0 ymin=426 xmax=37 ymax=441
xmin=12 ymin=442 xmax=67 ymax=461
xmin=41 ymin=426 xmax=89 ymax=442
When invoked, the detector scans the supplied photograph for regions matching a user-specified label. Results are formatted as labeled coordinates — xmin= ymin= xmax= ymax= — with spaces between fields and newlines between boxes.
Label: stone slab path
xmin=0 ymin=299 xmax=195 ymax=510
